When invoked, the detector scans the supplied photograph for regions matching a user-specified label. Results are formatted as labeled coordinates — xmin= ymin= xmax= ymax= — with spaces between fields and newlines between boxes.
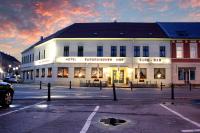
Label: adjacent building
xmin=21 ymin=22 xmax=200 ymax=86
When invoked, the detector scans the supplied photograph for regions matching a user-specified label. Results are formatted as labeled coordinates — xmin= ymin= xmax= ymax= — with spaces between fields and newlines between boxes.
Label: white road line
xmin=0 ymin=101 xmax=45 ymax=117
xmin=80 ymin=106 xmax=100 ymax=133
xmin=160 ymin=104 xmax=200 ymax=128
xmin=181 ymin=129 xmax=200 ymax=132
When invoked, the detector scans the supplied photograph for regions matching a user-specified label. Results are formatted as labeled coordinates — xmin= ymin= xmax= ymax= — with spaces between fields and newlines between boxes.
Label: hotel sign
xmin=56 ymin=57 xmax=126 ymax=64
xmin=133 ymin=57 xmax=171 ymax=64
xmin=34 ymin=58 xmax=53 ymax=66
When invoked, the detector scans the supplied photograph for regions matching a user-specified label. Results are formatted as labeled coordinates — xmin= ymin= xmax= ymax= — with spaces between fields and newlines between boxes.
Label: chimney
xmin=40 ymin=36 xmax=43 ymax=41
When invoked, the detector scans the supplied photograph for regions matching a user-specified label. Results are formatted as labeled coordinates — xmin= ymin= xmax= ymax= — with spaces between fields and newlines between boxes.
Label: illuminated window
xmin=64 ymin=46 xmax=69 ymax=57
xmin=143 ymin=46 xmax=149 ymax=57
xmin=78 ymin=46 xmax=84 ymax=57
xmin=176 ymin=45 xmax=183 ymax=58
xmin=134 ymin=46 xmax=140 ymax=57
xmin=57 ymin=67 xmax=68 ymax=78
xmin=74 ymin=67 xmax=86 ymax=78
xmin=111 ymin=46 xmax=117 ymax=57
xmin=97 ymin=46 xmax=103 ymax=57
xmin=120 ymin=46 xmax=126 ymax=57
xmin=160 ymin=46 xmax=166 ymax=57
xmin=154 ymin=68 xmax=165 ymax=79
xmin=41 ymin=68 xmax=45 ymax=77
xmin=36 ymin=69 xmax=39 ymax=77
xmin=190 ymin=44 xmax=197 ymax=58
xmin=91 ymin=68 xmax=103 ymax=78
xmin=135 ymin=68 xmax=147 ymax=79
xmin=47 ymin=68 xmax=52 ymax=78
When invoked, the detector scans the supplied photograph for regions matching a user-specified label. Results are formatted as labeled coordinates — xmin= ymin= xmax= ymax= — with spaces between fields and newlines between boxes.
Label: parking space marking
xmin=80 ymin=105 xmax=100 ymax=133
xmin=0 ymin=101 xmax=45 ymax=117
xmin=181 ymin=129 xmax=200 ymax=132
xmin=160 ymin=104 xmax=200 ymax=128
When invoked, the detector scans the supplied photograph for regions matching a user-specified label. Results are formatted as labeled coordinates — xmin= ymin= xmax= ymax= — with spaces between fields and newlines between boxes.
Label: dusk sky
xmin=0 ymin=0 xmax=200 ymax=60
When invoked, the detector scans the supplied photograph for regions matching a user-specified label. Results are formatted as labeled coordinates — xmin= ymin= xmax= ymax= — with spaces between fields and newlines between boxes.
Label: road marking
xmin=181 ymin=129 xmax=200 ymax=132
xmin=160 ymin=104 xmax=200 ymax=128
xmin=80 ymin=105 xmax=100 ymax=133
xmin=0 ymin=101 xmax=45 ymax=117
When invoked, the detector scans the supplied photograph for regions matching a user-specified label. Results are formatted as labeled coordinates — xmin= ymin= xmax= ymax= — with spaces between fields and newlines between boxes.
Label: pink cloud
xmin=179 ymin=0 xmax=200 ymax=8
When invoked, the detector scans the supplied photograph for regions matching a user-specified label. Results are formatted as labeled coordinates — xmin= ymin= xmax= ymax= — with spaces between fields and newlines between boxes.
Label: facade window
xmin=30 ymin=55 xmax=32 ymax=62
xmin=41 ymin=68 xmax=45 ymax=77
xmin=135 ymin=68 xmax=147 ymax=79
xmin=120 ymin=46 xmax=126 ymax=57
xmin=190 ymin=44 xmax=197 ymax=58
xmin=57 ymin=67 xmax=68 ymax=78
xmin=190 ymin=68 xmax=195 ymax=80
xmin=154 ymin=68 xmax=166 ymax=79
xmin=160 ymin=46 xmax=166 ymax=57
xmin=64 ymin=46 xmax=69 ymax=57
xmin=39 ymin=51 xmax=40 ymax=60
xmin=32 ymin=54 xmax=34 ymax=61
xmin=74 ymin=67 xmax=86 ymax=78
xmin=44 ymin=50 xmax=45 ymax=59
xmin=36 ymin=69 xmax=39 ymax=77
xmin=178 ymin=68 xmax=184 ymax=80
xmin=97 ymin=46 xmax=103 ymax=57
xmin=134 ymin=46 xmax=140 ymax=57
xmin=111 ymin=46 xmax=117 ymax=57
xmin=27 ymin=71 xmax=29 ymax=79
xmin=176 ymin=45 xmax=183 ymax=58
xmin=143 ymin=46 xmax=149 ymax=57
xmin=47 ymin=68 xmax=52 ymax=78
xmin=78 ymin=46 xmax=84 ymax=57
xmin=91 ymin=68 xmax=103 ymax=78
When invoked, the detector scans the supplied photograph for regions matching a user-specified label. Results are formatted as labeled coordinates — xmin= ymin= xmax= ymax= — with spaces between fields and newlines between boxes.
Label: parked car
xmin=0 ymin=82 xmax=14 ymax=107
xmin=3 ymin=76 xmax=22 ymax=83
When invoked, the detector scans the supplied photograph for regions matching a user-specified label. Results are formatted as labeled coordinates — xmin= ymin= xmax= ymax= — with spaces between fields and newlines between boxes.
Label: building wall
xmin=21 ymin=38 xmax=171 ymax=86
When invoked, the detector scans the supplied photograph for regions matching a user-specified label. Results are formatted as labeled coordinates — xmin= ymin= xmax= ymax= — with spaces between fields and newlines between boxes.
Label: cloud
xmin=179 ymin=0 xmax=200 ymax=8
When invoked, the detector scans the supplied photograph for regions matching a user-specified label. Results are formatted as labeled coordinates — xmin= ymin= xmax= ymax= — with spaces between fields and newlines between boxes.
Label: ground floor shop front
xmin=21 ymin=64 xmax=171 ymax=87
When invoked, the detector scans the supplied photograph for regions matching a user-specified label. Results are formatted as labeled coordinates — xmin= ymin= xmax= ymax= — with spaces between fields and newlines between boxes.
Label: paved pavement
xmin=0 ymin=83 xmax=199 ymax=133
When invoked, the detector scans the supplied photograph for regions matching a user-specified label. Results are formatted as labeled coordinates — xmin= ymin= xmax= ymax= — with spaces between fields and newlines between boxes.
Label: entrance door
xmin=119 ymin=70 xmax=124 ymax=83
xmin=112 ymin=70 xmax=118 ymax=83
xmin=184 ymin=71 xmax=189 ymax=84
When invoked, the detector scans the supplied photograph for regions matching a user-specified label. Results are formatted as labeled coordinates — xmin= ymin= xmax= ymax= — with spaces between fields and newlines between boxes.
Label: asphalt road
xmin=0 ymin=84 xmax=199 ymax=133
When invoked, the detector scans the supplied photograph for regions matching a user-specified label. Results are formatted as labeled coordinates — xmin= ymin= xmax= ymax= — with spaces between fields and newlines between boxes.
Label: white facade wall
xmin=21 ymin=38 xmax=171 ymax=86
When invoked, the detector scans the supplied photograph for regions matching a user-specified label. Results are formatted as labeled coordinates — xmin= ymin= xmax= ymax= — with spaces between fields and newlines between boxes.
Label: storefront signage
xmin=133 ymin=57 xmax=171 ymax=64
xmin=34 ymin=58 xmax=53 ymax=66
xmin=56 ymin=57 xmax=126 ymax=64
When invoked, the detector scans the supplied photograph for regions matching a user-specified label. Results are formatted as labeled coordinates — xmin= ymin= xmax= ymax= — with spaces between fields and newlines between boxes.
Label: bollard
xmin=130 ymin=82 xmax=133 ymax=91
xmin=161 ymin=82 xmax=163 ymax=91
xmin=47 ymin=83 xmax=51 ymax=101
xmin=100 ymin=80 xmax=102 ymax=90
xmin=69 ymin=81 xmax=71 ymax=89
xmin=171 ymin=83 xmax=174 ymax=100
xmin=112 ymin=83 xmax=117 ymax=101
xmin=189 ymin=83 xmax=192 ymax=91
xmin=40 ymin=81 xmax=42 ymax=89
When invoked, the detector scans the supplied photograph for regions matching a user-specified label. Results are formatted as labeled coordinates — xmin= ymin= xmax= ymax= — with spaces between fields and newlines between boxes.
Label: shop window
xmin=134 ymin=46 xmax=140 ymax=57
xmin=111 ymin=46 xmax=117 ymax=57
xmin=36 ymin=69 xmax=39 ymax=77
xmin=190 ymin=44 xmax=197 ymax=58
xmin=78 ymin=46 xmax=84 ymax=57
xmin=74 ymin=67 xmax=86 ymax=78
xmin=97 ymin=46 xmax=103 ymax=57
xmin=91 ymin=68 xmax=103 ymax=78
xmin=154 ymin=68 xmax=166 ymax=79
xmin=57 ymin=67 xmax=68 ymax=78
xmin=64 ymin=46 xmax=69 ymax=57
xmin=160 ymin=46 xmax=166 ymax=57
xmin=120 ymin=46 xmax=126 ymax=57
xmin=48 ymin=68 xmax=52 ymax=78
xmin=135 ymin=68 xmax=147 ymax=79
xmin=190 ymin=69 xmax=195 ymax=80
xmin=176 ymin=45 xmax=183 ymax=58
xmin=143 ymin=46 xmax=149 ymax=57
xmin=41 ymin=68 xmax=45 ymax=77
xmin=178 ymin=68 xmax=184 ymax=80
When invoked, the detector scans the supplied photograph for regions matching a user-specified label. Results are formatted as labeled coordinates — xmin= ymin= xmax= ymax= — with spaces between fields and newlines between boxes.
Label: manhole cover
xmin=100 ymin=118 xmax=126 ymax=126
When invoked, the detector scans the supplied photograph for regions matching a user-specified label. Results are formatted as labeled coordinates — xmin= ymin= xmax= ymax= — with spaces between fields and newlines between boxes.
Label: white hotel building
xmin=21 ymin=23 xmax=172 ymax=86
